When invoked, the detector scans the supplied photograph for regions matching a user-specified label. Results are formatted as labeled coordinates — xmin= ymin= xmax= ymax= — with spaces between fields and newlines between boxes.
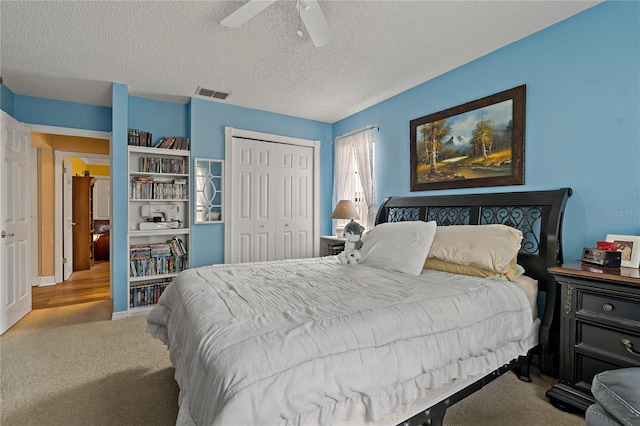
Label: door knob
xmin=1 ymin=231 xmax=15 ymax=238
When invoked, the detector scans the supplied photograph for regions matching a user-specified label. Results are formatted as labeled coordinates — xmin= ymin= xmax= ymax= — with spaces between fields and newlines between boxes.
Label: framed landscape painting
xmin=410 ymin=85 xmax=526 ymax=191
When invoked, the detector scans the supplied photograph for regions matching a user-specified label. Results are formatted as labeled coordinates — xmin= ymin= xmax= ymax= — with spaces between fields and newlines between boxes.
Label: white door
xmin=63 ymin=159 xmax=73 ymax=279
xmin=231 ymin=139 xmax=277 ymax=263
xmin=275 ymin=143 xmax=313 ymax=260
xmin=1 ymin=111 xmax=31 ymax=335
xmin=254 ymin=142 xmax=276 ymax=261
xmin=229 ymin=137 xmax=314 ymax=263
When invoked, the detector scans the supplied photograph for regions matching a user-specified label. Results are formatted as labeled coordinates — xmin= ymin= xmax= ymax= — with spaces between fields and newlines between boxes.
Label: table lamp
xmin=331 ymin=200 xmax=360 ymax=237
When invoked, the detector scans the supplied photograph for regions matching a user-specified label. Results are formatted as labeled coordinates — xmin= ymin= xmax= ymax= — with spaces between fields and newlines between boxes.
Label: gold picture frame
xmin=410 ymin=85 xmax=525 ymax=191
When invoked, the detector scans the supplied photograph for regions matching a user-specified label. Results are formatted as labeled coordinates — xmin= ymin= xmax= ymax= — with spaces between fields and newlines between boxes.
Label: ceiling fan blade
xmin=299 ymin=0 xmax=332 ymax=47
xmin=221 ymin=0 xmax=277 ymax=28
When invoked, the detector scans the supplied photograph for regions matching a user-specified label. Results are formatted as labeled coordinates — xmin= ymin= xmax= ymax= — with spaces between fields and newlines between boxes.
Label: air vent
xmin=196 ymin=87 xmax=229 ymax=100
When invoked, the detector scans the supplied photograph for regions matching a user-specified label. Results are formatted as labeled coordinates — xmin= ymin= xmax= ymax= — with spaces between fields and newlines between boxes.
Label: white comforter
xmin=147 ymin=256 xmax=533 ymax=426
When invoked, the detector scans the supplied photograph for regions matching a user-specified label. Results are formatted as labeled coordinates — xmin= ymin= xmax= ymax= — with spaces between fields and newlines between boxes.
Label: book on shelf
xmin=156 ymin=136 xmax=190 ymax=150
xmin=128 ymin=239 xmax=188 ymax=277
xmin=129 ymin=279 xmax=172 ymax=308
xmin=138 ymin=157 xmax=187 ymax=174
xmin=128 ymin=129 xmax=153 ymax=147
xmin=130 ymin=179 xmax=187 ymax=200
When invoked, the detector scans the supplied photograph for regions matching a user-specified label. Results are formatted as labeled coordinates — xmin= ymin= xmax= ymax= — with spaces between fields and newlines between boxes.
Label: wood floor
xmin=32 ymin=261 xmax=112 ymax=310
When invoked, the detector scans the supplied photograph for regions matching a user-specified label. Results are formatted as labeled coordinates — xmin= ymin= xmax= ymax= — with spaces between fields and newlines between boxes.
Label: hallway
xmin=32 ymin=261 xmax=111 ymax=310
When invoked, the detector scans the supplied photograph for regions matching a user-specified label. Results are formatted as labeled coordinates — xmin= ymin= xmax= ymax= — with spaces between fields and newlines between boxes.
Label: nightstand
xmin=320 ymin=236 xmax=346 ymax=256
xmin=546 ymin=261 xmax=640 ymax=412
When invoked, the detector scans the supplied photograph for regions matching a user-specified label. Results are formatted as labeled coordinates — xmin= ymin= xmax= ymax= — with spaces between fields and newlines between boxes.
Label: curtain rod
xmin=332 ymin=125 xmax=379 ymax=143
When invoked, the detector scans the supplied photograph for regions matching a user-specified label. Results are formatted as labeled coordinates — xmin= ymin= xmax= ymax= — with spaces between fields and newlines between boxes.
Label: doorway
xmin=28 ymin=124 xmax=112 ymax=310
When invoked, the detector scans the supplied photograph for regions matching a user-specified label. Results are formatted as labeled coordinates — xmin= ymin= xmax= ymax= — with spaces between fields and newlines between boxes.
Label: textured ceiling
xmin=1 ymin=1 xmax=600 ymax=123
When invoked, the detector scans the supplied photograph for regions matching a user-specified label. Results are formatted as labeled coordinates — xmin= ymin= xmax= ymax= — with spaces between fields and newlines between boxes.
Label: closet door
xmin=228 ymin=135 xmax=316 ymax=264
xmin=231 ymin=138 xmax=276 ymax=263
xmin=275 ymin=143 xmax=313 ymax=260
xmin=254 ymin=142 xmax=276 ymax=261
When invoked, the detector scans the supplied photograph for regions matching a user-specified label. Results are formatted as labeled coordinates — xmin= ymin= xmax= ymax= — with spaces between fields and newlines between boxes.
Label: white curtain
xmin=352 ymin=129 xmax=375 ymax=230
xmin=332 ymin=138 xmax=354 ymax=234
xmin=332 ymin=128 xmax=375 ymax=231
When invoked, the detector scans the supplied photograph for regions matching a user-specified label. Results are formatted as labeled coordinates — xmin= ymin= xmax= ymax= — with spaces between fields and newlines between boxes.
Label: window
xmin=333 ymin=128 xmax=375 ymax=232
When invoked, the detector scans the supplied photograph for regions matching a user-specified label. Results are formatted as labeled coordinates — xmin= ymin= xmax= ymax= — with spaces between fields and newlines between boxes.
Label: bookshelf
xmin=127 ymin=144 xmax=191 ymax=314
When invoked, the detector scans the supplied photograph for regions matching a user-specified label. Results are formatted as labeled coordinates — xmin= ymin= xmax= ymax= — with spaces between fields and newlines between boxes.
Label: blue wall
xmin=1 ymin=84 xmax=15 ymax=116
xmin=128 ymin=96 xmax=189 ymax=146
xmin=112 ymin=83 xmax=129 ymax=313
xmin=12 ymin=94 xmax=111 ymax=132
xmin=2 ymin=1 xmax=637 ymax=314
xmin=334 ymin=0 xmax=640 ymax=261
xmin=189 ymin=98 xmax=333 ymax=268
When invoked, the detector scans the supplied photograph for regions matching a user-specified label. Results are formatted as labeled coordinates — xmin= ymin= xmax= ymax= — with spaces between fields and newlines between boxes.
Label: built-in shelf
xmin=127 ymin=143 xmax=191 ymax=314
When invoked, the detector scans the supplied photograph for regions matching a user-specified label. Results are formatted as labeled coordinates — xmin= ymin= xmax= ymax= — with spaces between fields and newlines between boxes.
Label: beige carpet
xmin=0 ymin=301 xmax=585 ymax=426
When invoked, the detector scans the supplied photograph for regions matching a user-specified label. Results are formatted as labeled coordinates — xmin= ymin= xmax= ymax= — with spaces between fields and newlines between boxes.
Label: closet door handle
xmin=621 ymin=339 xmax=640 ymax=357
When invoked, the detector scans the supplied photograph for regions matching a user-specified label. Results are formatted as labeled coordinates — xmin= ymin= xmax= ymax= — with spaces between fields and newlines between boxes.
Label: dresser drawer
xmin=579 ymin=322 xmax=640 ymax=365
xmin=574 ymin=354 xmax=621 ymax=395
xmin=579 ymin=292 xmax=640 ymax=324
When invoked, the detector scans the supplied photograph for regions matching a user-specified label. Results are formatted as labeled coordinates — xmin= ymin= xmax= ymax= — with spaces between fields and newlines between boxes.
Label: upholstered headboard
xmin=374 ymin=187 xmax=572 ymax=376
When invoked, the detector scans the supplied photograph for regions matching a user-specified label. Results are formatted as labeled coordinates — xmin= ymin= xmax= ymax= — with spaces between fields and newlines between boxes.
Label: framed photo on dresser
xmin=606 ymin=234 xmax=640 ymax=268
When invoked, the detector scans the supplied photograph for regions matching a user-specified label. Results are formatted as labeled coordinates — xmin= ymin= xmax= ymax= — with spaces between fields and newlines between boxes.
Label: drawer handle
xmin=602 ymin=303 xmax=614 ymax=312
xmin=621 ymin=339 xmax=640 ymax=357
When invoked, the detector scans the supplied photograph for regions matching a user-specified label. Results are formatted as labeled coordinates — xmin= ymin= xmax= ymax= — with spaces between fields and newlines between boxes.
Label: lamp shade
xmin=331 ymin=200 xmax=360 ymax=220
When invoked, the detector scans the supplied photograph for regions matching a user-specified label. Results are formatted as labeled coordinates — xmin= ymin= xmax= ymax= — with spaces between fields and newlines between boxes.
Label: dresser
xmin=546 ymin=261 xmax=640 ymax=411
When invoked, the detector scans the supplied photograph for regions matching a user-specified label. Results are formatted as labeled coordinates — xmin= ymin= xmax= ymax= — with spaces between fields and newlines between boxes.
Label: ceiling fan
xmin=221 ymin=0 xmax=332 ymax=47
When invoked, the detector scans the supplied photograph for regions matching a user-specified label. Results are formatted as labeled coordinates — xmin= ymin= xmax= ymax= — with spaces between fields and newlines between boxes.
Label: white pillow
xmin=359 ymin=221 xmax=437 ymax=276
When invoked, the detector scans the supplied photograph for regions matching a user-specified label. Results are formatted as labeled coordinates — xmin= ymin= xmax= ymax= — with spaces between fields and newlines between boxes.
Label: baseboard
xmin=112 ymin=307 xmax=152 ymax=320
xmin=38 ymin=276 xmax=56 ymax=287
xmin=111 ymin=311 xmax=130 ymax=320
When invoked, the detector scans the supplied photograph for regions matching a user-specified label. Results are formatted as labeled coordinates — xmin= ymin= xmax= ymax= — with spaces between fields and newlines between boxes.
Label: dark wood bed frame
xmin=373 ymin=188 xmax=572 ymax=426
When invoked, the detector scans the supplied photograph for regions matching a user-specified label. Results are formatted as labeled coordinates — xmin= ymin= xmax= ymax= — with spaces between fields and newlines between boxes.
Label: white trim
xmin=224 ymin=126 xmax=320 ymax=263
xmin=27 ymin=124 xmax=110 ymax=140
xmin=30 ymin=147 xmax=39 ymax=285
xmin=54 ymin=150 xmax=110 ymax=283
xmin=228 ymin=127 xmax=317 ymax=148
xmin=31 ymin=123 xmax=111 ymax=290
xmin=223 ymin=127 xmax=233 ymax=263
xmin=111 ymin=306 xmax=152 ymax=320
xmin=38 ymin=276 xmax=56 ymax=287
xmin=111 ymin=311 xmax=129 ymax=320
xmin=312 ymin=140 xmax=320 ymax=257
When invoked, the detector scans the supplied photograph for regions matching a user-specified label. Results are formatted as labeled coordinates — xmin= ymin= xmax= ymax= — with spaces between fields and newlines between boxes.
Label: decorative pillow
xmin=423 ymin=257 xmax=524 ymax=281
xmin=359 ymin=221 xmax=437 ymax=276
xmin=427 ymin=224 xmax=523 ymax=275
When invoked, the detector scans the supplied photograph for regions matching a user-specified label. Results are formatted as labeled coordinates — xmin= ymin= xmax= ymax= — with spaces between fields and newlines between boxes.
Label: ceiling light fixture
xmin=221 ymin=0 xmax=331 ymax=47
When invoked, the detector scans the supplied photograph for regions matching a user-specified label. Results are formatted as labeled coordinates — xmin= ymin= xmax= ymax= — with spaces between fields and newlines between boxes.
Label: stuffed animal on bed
xmin=337 ymin=221 xmax=365 ymax=265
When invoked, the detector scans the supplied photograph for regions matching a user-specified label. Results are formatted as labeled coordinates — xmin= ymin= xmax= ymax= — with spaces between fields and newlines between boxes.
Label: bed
xmin=147 ymin=188 xmax=572 ymax=426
